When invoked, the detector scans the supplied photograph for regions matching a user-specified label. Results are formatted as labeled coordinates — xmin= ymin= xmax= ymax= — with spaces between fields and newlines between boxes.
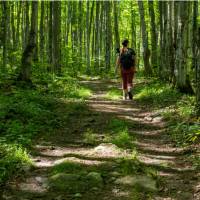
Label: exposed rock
xmin=115 ymin=175 xmax=157 ymax=192
xmin=152 ymin=116 xmax=163 ymax=123
xmin=85 ymin=172 xmax=103 ymax=188
xmin=178 ymin=192 xmax=193 ymax=200
xmin=144 ymin=116 xmax=153 ymax=121
xmin=49 ymin=173 xmax=85 ymax=193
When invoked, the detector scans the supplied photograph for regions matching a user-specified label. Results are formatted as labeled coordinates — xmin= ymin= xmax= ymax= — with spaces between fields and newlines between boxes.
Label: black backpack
xmin=120 ymin=48 xmax=135 ymax=69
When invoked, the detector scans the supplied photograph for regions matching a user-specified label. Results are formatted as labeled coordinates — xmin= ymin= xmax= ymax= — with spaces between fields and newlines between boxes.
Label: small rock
xmin=152 ymin=116 xmax=163 ymax=123
xmin=110 ymin=171 xmax=121 ymax=177
xmin=74 ymin=193 xmax=82 ymax=198
xmin=144 ymin=116 xmax=153 ymax=121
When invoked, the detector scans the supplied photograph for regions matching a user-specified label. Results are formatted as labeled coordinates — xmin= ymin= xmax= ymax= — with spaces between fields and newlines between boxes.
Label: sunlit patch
xmin=138 ymin=154 xmax=175 ymax=165
xmin=54 ymin=157 xmax=105 ymax=166
xmin=112 ymin=188 xmax=130 ymax=197
xmin=17 ymin=176 xmax=48 ymax=193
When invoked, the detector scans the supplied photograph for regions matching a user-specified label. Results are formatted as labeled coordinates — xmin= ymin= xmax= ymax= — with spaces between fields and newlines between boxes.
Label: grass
xmin=0 ymin=73 xmax=92 ymax=185
xmin=104 ymin=88 xmax=121 ymax=100
xmin=134 ymin=78 xmax=199 ymax=146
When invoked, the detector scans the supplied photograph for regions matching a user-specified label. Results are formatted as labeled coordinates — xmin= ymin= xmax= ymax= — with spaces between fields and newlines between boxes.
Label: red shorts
xmin=121 ymin=67 xmax=135 ymax=90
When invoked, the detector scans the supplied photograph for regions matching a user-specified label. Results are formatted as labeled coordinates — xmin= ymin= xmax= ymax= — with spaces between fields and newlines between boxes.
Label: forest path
xmin=2 ymin=79 xmax=199 ymax=200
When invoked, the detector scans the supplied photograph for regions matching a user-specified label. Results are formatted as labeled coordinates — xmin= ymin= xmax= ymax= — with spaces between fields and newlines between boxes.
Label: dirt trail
xmin=1 ymin=80 xmax=200 ymax=200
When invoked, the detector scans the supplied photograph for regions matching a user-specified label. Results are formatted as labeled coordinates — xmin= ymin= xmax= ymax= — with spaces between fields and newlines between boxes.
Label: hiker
xmin=115 ymin=39 xmax=136 ymax=100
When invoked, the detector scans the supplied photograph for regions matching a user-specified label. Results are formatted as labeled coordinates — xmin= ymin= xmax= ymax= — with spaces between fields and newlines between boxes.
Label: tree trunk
xmin=48 ymin=2 xmax=53 ymax=69
xmin=138 ymin=0 xmax=152 ymax=75
xmin=40 ymin=1 xmax=45 ymax=62
xmin=94 ymin=1 xmax=100 ymax=70
xmin=18 ymin=1 xmax=38 ymax=82
xmin=25 ymin=1 xmax=29 ymax=48
xmin=105 ymin=1 xmax=112 ymax=71
xmin=33 ymin=2 xmax=38 ymax=62
xmin=176 ymin=2 xmax=193 ymax=93
xmin=16 ymin=2 xmax=22 ymax=49
xmin=78 ymin=1 xmax=83 ymax=68
xmin=114 ymin=1 xmax=120 ymax=49
xmin=196 ymin=26 xmax=200 ymax=115
xmin=131 ymin=1 xmax=136 ymax=50
xmin=52 ymin=1 xmax=61 ymax=74
xmin=11 ymin=2 xmax=16 ymax=49
xmin=86 ymin=1 xmax=90 ymax=73
xmin=2 ymin=1 xmax=8 ymax=71
xmin=148 ymin=0 xmax=157 ymax=69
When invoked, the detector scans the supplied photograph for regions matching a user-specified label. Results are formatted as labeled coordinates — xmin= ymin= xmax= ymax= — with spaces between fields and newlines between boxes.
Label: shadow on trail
xmin=1 ymin=79 xmax=199 ymax=200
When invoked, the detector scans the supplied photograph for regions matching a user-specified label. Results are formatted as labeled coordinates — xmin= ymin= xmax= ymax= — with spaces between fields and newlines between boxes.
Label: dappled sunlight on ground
xmin=2 ymin=79 xmax=199 ymax=200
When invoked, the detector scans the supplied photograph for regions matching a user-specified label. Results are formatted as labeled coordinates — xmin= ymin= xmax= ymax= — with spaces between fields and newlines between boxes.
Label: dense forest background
xmin=1 ymin=1 xmax=200 ymax=113
xmin=1 ymin=1 xmax=200 ymax=199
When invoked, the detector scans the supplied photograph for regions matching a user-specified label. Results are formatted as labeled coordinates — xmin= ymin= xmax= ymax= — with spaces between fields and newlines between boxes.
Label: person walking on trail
xmin=116 ymin=39 xmax=136 ymax=100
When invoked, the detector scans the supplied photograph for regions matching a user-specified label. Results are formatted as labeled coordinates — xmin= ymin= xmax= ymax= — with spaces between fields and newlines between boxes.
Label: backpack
xmin=120 ymin=48 xmax=136 ymax=69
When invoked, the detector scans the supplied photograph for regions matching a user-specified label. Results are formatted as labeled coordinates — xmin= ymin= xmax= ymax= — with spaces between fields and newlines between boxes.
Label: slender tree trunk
xmin=86 ymin=1 xmax=90 ymax=73
xmin=40 ymin=1 xmax=45 ymax=62
xmin=138 ymin=0 xmax=152 ymax=75
xmin=52 ymin=1 xmax=61 ymax=74
xmin=2 ymin=1 xmax=8 ymax=70
xmin=114 ymin=1 xmax=120 ymax=49
xmin=94 ymin=1 xmax=100 ymax=70
xmin=105 ymin=1 xmax=112 ymax=71
xmin=148 ymin=0 xmax=157 ymax=69
xmin=158 ymin=1 xmax=163 ymax=77
xmin=11 ymin=3 xmax=16 ymax=50
xmin=18 ymin=1 xmax=38 ymax=82
xmin=25 ymin=1 xmax=29 ymax=48
xmin=131 ymin=1 xmax=136 ymax=50
xmin=78 ymin=1 xmax=83 ymax=69
xmin=48 ymin=2 xmax=53 ymax=69
xmin=33 ymin=2 xmax=38 ymax=62
xmin=16 ymin=2 xmax=22 ymax=49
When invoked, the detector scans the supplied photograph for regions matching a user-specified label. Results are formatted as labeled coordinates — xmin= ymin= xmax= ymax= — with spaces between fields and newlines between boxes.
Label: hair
xmin=122 ymin=39 xmax=129 ymax=47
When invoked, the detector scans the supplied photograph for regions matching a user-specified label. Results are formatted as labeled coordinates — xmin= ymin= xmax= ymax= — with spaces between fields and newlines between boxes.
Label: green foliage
xmin=83 ymin=129 xmax=99 ymax=145
xmin=0 ymin=144 xmax=32 ymax=184
xmin=105 ymin=88 xmax=121 ymax=100
xmin=169 ymin=122 xmax=200 ymax=146
xmin=134 ymin=80 xmax=181 ymax=108
xmin=51 ymin=161 xmax=84 ymax=175
xmin=112 ymin=128 xmax=132 ymax=148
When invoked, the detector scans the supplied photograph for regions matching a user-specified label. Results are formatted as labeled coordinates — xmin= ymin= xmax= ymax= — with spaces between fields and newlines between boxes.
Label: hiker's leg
xmin=127 ymin=71 xmax=134 ymax=99
xmin=121 ymin=70 xmax=128 ymax=99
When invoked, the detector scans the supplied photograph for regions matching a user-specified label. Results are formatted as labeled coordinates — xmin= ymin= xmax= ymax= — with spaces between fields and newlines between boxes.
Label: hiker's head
xmin=122 ymin=39 xmax=129 ymax=47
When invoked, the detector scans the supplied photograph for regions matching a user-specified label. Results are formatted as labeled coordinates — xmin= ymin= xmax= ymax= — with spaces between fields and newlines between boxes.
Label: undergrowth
xmin=134 ymin=78 xmax=199 ymax=146
xmin=0 ymin=72 xmax=92 ymax=185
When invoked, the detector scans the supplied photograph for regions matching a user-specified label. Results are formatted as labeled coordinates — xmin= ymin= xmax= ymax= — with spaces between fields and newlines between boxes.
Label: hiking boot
xmin=128 ymin=91 xmax=133 ymax=100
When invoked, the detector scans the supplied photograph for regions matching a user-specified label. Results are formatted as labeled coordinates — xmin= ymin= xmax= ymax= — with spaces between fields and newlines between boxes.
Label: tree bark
xmin=86 ymin=1 xmax=90 ymax=73
xmin=148 ymin=0 xmax=157 ymax=69
xmin=18 ymin=1 xmax=38 ymax=82
xmin=105 ymin=1 xmax=112 ymax=71
xmin=48 ymin=2 xmax=53 ymax=69
xmin=138 ymin=0 xmax=152 ymax=75
xmin=2 ymin=1 xmax=8 ymax=70
xmin=114 ymin=1 xmax=120 ymax=49
xmin=40 ymin=1 xmax=45 ymax=62
xmin=52 ymin=1 xmax=61 ymax=74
